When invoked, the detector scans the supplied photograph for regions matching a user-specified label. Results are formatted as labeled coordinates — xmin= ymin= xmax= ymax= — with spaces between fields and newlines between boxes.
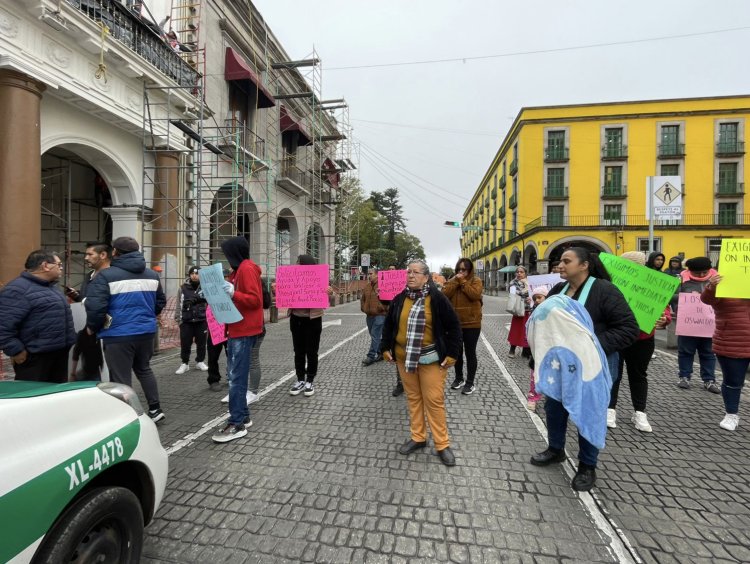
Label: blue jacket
xmin=0 ymin=271 xmax=76 ymax=355
xmin=85 ymin=252 xmax=166 ymax=341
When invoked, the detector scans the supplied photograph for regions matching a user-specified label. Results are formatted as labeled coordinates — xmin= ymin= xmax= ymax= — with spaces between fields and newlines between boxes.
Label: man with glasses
xmin=0 ymin=249 xmax=76 ymax=382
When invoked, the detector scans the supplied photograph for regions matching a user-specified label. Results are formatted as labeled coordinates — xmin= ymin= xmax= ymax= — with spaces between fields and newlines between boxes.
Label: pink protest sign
xmin=378 ymin=270 xmax=407 ymax=300
xmin=206 ymin=306 xmax=227 ymax=345
xmin=275 ymin=264 xmax=331 ymax=308
xmin=675 ymin=293 xmax=715 ymax=338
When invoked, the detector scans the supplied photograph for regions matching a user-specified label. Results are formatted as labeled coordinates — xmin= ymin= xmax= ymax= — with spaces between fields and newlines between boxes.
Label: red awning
xmin=279 ymin=105 xmax=312 ymax=146
xmin=322 ymin=157 xmax=340 ymax=187
xmin=224 ymin=48 xmax=275 ymax=109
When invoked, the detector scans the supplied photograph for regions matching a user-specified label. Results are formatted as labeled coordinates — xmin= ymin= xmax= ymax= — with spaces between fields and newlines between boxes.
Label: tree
xmin=363 ymin=247 xmax=398 ymax=269
xmin=370 ymin=188 xmax=406 ymax=250
xmin=440 ymin=266 xmax=455 ymax=279
xmin=394 ymin=232 xmax=425 ymax=268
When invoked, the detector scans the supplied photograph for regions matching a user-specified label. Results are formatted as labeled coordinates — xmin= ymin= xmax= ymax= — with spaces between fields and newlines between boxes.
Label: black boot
xmin=530 ymin=447 xmax=566 ymax=466
xmin=571 ymin=462 xmax=597 ymax=492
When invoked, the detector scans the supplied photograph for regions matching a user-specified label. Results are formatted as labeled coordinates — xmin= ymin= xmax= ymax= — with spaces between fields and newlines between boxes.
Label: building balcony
xmin=509 ymin=193 xmax=518 ymax=209
xmin=657 ymin=143 xmax=685 ymax=159
xmin=716 ymin=141 xmax=745 ymax=156
xmin=544 ymin=186 xmax=568 ymax=199
xmin=601 ymin=145 xmax=628 ymax=160
xmin=516 ymin=213 xmax=750 ymax=230
xmin=67 ymin=0 xmax=200 ymax=89
xmin=484 ymin=198 xmax=490 ymax=208
xmin=490 ymin=213 xmax=497 ymax=225
xmin=499 ymin=205 xmax=506 ymax=219
xmin=509 ymin=158 xmax=518 ymax=176
xmin=716 ymin=182 xmax=745 ymax=197
xmin=500 ymin=174 xmax=507 ymax=188
xmin=601 ymin=185 xmax=627 ymax=199
xmin=544 ymin=147 xmax=569 ymax=162
xmin=276 ymin=164 xmax=311 ymax=197
xmin=219 ymin=119 xmax=267 ymax=171
xmin=491 ymin=187 xmax=497 ymax=199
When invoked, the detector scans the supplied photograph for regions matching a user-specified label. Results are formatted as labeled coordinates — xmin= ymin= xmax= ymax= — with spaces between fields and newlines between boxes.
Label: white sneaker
xmin=632 ymin=411 xmax=653 ymax=433
xmin=720 ymin=413 xmax=739 ymax=431
xmin=175 ymin=363 xmax=189 ymax=375
xmin=606 ymin=408 xmax=617 ymax=429
xmin=246 ymin=391 xmax=258 ymax=404
xmin=220 ymin=394 xmax=229 ymax=403
xmin=196 ymin=361 xmax=209 ymax=371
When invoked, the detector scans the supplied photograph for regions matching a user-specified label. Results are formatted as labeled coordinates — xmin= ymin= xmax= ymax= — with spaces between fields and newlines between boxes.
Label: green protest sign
xmin=599 ymin=253 xmax=679 ymax=333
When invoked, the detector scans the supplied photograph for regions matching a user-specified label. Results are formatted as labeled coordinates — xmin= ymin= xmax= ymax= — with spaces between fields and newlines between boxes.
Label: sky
xmin=254 ymin=0 xmax=750 ymax=272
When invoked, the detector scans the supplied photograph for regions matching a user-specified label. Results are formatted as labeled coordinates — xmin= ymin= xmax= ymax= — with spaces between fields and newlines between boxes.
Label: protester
xmin=664 ymin=256 xmax=684 ymax=277
xmin=206 ymin=269 xmax=231 ymax=392
xmin=381 ymin=259 xmax=462 ymax=466
xmin=443 ymin=257 xmax=483 ymax=395
xmin=508 ymin=266 xmax=532 ymax=358
xmin=526 ymin=287 xmax=548 ymax=411
xmin=0 ymin=250 xmax=76 ymax=383
xmin=530 ymin=247 xmax=638 ymax=491
xmin=607 ymin=251 xmax=671 ymax=433
xmin=287 ymin=254 xmax=331 ymax=397
xmin=361 ymin=267 xmax=387 ymax=366
xmin=175 ymin=266 xmax=209 ymax=375
xmin=646 ymin=252 xmax=665 ymax=271
xmin=212 ymin=236 xmax=264 ymax=443
xmin=675 ymin=257 xmax=719 ymax=392
xmin=701 ymin=274 xmax=750 ymax=431
xmin=385 ymin=264 xmax=404 ymax=397
xmin=85 ymin=237 xmax=166 ymax=421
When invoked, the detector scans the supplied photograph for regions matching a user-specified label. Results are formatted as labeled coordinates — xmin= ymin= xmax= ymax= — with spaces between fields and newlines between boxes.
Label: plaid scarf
xmin=404 ymin=283 xmax=430 ymax=373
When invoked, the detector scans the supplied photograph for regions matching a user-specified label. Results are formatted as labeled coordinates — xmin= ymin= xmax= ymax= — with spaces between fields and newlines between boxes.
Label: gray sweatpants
xmin=104 ymin=336 xmax=161 ymax=409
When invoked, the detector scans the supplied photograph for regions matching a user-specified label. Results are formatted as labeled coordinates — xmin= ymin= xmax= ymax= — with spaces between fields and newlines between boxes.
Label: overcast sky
xmin=254 ymin=0 xmax=750 ymax=271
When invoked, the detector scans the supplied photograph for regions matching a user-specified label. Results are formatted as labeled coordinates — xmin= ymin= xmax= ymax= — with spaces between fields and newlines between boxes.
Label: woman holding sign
xmin=507 ymin=266 xmax=532 ymax=358
xmin=701 ymin=275 xmax=750 ymax=431
xmin=381 ymin=260 xmax=462 ymax=466
xmin=530 ymin=247 xmax=638 ymax=492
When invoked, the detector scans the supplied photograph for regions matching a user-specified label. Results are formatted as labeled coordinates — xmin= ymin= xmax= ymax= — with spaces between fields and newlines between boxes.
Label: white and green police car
xmin=0 ymin=380 xmax=168 ymax=563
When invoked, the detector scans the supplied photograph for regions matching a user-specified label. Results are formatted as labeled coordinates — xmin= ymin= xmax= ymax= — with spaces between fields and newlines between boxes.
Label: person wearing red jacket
xmin=701 ymin=274 xmax=750 ymax=431
xmin=606 ymin=251 xmax=671 ymax=433
xmin=212 ymin=236 xmax=264 ymax=443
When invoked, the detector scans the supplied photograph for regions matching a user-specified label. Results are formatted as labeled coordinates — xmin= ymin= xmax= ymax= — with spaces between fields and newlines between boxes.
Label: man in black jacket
xmin=175 ymin=266 xmax=208 ymax=374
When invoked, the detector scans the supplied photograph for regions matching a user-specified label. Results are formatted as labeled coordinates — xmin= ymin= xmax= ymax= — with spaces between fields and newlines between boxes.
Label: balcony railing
xmin=544 ymin=147 xmax=569 ymax=162
xmin=716 ymin=182 xmax=745 ymax=196
xmin=277 ymin=163 xmax=313 ymax=196
xmin=544 ymin=186 xmax=568 ymax=199
xmin=67 ymin=0 xmax=200 ymax=89
xmin=490 ymin=213 xmax=497 ymax=225
xmin=601 ymin=145 xmax=628 ymax=160
xmin=519 ymin=213 xmax=750 ymax=229
xmin=601 ymin=184 xmax=627 ymax=198
xmin=509 ymin=193 xmax=518 ymax=208
xmin=658 ymin=143 xmax=685 ymax=158
xmin=500 ymin=174 xmax=507 ymax=188
xmin=491 ymin=187 xmax=497 ymax=199
xmin=718 ymin=211 xmax=740 ymax=226
xmin=222 ymin=118 xmax=266 ymax=162
xmin=484 ymin=198 xmax=490 ymax=208
xmin=499 ymin=205 xmax=506 ymax=219
xmin=509 ymin=158 xmax=518 ymax=176
xmin=716 ymin=141 xmax=745 ymax=156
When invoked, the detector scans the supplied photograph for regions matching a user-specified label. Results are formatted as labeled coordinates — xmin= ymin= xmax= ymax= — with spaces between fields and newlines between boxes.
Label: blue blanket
xmin=527 ymin=294 xmax=612 ymax=449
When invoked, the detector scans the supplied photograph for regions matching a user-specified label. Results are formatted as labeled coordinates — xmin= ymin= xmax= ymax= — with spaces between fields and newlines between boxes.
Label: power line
xmin=353 ymin=118 xmax=499 ymax=137
xmin=327 ymin=26 xmax=750 ymax=70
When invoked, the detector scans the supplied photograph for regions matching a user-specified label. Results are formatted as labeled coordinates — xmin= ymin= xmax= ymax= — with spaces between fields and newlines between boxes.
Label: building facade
xmin=0 ymin=0 xmax=352 ymax=295
xmin=462 ymin=96 xmax=750 ymax=290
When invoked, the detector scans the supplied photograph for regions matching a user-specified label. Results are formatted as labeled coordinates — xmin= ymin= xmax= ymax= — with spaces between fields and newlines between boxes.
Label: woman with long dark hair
xmin=530 ymin=247 xmax=638 ymax=491
xmin=443 ymin=257 xmax=483 ymax=394
xmin=507 ymin=266 xmax=532 ymax=358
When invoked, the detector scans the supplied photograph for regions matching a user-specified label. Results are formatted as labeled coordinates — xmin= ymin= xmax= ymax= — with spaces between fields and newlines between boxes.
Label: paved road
xmin=139 ymin=295 xmax=750 ymax=563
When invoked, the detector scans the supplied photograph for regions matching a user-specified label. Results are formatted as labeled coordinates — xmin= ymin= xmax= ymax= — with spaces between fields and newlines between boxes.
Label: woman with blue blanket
xmin=530 ymin=247 xmax=638 ymax=492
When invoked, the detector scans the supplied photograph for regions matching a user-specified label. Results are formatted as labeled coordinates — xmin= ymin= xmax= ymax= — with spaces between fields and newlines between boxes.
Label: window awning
xmin=224 ymin=48 xmax=275 ymax=108
xmin=280 ymin=105 xmax=312 ymax=146
xmin=322 ymin=157 xmax=340 ymax=188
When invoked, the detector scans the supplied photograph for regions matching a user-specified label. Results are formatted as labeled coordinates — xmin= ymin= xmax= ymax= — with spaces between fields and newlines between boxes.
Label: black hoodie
xmin=646 ymin=252 xmax=665 ymax=271
xmin=664 ymin=256 xmax=684 ymax=277
xmin=221 ymin=236 xmax=250 ymax=270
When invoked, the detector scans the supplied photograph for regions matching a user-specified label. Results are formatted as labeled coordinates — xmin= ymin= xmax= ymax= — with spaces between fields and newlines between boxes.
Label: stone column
xmin=151 ymin=152 xmax=180 ymax=297
xmin=0 ymin=70 xmax=46 ymax=285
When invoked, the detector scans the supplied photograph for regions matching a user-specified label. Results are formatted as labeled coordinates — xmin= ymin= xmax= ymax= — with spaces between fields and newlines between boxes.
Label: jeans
xmin=611 ymin=337 xmax=654 ymax=412
xmin=545 ymin=397 xmax=599 ymax=467
xmin=248 ymin=330 xmax=265 ymax=393
xmin=717 ymin=355 xmax=750 ymax=414
xmin=454 ymin=328 xmax=481 ymax=386
xmin=104 ymin=337 xmax=160 ymax=410
xmin=179 ymin=321 xmax=207 ymax=363
xmin=678 ymin=336 xmax=716 ymax=381
xmin=290 ymin=315 xmax=322 ymax=382
xmin=227 ymin=335 xmax=257 ymax=426
xmin=366 ymin=315 xmax=385 ymax=360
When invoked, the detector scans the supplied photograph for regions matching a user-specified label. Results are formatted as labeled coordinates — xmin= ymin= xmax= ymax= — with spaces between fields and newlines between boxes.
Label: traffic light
xmin=444 ymin=221 xmax=461 ymax=228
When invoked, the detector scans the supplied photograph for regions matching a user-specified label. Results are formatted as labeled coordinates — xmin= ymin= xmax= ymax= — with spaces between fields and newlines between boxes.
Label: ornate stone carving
xmin=0 ymin=7 xmax=20 ymax=38
xmin=45 ymin=40 xmax=71 ymax=69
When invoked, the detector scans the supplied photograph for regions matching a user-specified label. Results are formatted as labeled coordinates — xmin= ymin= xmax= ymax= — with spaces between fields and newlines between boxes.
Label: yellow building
xmin=462 ymin=95 xmax=749 ymax=288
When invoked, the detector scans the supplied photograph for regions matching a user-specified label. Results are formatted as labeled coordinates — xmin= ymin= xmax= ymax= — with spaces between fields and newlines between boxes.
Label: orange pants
xmin=397 ymin=361 xmax=450 ymax=450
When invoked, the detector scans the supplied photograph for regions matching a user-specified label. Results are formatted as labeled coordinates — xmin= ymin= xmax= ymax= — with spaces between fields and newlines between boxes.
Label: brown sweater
xmin=442 ymin=275 xmax=483 ymax=329
xmin=361 ymin=281 xmax=387 ymax=316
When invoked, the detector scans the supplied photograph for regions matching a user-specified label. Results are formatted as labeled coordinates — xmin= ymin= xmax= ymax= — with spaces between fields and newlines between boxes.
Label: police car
xmin=0 ymin=380 xmax=168 ymax=563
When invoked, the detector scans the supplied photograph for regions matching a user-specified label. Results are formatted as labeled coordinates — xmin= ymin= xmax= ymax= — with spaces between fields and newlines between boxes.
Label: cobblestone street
xmin=139 ymin=295 xmax=750 ymax=563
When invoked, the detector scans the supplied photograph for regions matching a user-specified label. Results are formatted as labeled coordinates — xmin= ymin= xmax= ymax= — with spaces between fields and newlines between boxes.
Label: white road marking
xmin=165 ymin=327 xmax=369 ymax=455
xmin=322 ymin=318 xmax=343 ymax=328
xmin=481 ymin=333 xmax=640 ymax=564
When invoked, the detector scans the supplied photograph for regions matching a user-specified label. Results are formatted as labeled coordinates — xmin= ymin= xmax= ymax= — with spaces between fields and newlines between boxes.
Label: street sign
xmin=361 ymin=254 xmax=370 ymax=267
xmin=476 ymin=259 xmax=484 ymax=270
xmin=646 ymin=176 xmax=682 ymax=221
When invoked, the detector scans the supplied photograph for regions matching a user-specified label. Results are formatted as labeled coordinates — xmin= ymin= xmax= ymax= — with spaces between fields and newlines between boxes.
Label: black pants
xmin=206 ymin=339 xmax=226 ymax=384
xmin=104 ymin=337 xmax=161 ymax=410
xmin=610 ymin=336 xmax=654 ymax=412
xmin=290 ymin=315 xmax=322 ymax=382
xmin=180 ymin=321 xmax=207 ymax=363
xmin=454 ymin=328 xmax=481 ymax=386
xmin=13 ymin=347 xmax=71 ymax=383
